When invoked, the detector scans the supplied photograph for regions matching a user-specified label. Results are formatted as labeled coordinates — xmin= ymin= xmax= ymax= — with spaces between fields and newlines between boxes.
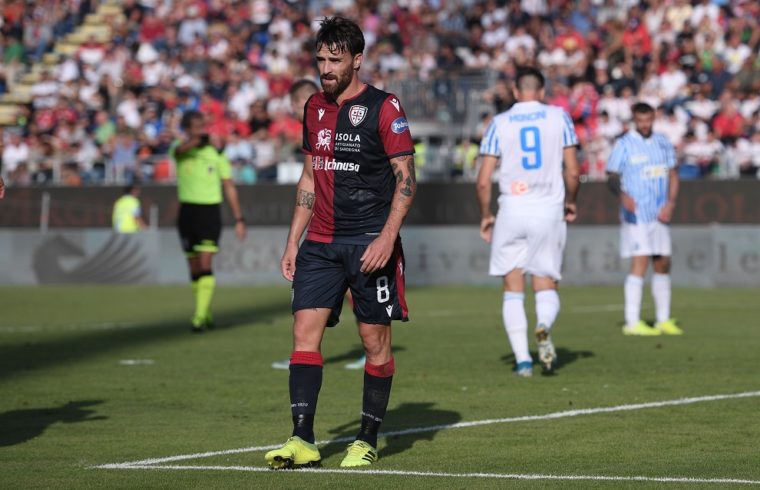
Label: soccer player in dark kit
xmin=265 ymin=17 xmax=416 ymax=469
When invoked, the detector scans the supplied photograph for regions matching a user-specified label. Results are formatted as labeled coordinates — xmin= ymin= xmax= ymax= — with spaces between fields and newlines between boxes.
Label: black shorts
xmin=292 ymin=239 xmax=409 ymax=327
xmin=177 ymin=203 xmax=222 ymax=256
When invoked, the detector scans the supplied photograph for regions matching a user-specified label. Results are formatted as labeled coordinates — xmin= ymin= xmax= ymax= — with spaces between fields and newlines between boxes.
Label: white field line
xmin=95 ymin=390 xmax=760 ymax=469
xmin=96 ymin=464 xmax=760 ymax=485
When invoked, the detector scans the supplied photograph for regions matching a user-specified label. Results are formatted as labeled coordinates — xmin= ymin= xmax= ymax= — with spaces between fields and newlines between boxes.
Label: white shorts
xmin=489 ymin=214 xmax=566 ymax=280
xmin=620 ymin=221 xmax=672 ymax=258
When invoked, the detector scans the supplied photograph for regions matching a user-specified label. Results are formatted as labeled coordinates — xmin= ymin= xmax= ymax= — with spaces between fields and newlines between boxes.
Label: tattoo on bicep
xmin=406 ymin=156 xmax=416 ymax=184
xmin=296 ymin=189 xmax=315 ymax=209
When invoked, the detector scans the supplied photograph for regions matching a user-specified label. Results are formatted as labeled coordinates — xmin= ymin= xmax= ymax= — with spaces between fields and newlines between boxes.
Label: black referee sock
xmin=356 ymin=358 xmax=395 ymax=448
xmin=289 ymin=351 xmax=323 ymax=444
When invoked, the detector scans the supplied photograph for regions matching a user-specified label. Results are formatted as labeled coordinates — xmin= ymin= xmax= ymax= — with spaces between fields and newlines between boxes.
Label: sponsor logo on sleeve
xmin=315 ymin=128 xmax=332 ymax=151
xmin=390 ymin=117 xmax=409 ymax=134
xmin=348 ymin=105 xmax=368 ymax=126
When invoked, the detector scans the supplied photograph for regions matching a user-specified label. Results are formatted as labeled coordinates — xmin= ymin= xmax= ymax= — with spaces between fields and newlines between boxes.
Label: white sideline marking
xmin=96 ymin=390 xmax=760 ymax=469
xmin=97 ymin=464 xmax=760 ymax=485
xmin=118 ymin=359 xmax=155 ymax=366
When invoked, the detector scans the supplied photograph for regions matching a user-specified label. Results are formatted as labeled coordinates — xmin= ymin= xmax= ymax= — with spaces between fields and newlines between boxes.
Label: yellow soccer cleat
xmin=339 ymin=440 xmax=378 ymax=468
xmin=655 ymin=319 xmax=684 ymax=335
xmin=264 ymin=436 xmax=321 ymax=470
xmin=622 ymin=320 xmax=662 ymax=336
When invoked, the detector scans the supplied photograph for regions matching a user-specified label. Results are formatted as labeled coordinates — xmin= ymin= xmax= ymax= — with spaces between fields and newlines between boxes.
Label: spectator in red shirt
xmin=622 ymin=12 xmax=652 ymax=56
xmin=712 ymin=99 xmax=745 ymax=143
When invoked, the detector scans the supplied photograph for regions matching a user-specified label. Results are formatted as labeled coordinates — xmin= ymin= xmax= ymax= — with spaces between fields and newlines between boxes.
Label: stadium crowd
xmin=0 ymin=0 xmax=758 ymax=186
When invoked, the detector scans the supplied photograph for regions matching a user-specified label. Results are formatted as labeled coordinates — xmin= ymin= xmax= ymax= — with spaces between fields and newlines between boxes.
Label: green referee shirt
xmin=170 ymin=141 xmax=233 ymax=204
xmin=112 ymin=195 xmax=141 ymax=233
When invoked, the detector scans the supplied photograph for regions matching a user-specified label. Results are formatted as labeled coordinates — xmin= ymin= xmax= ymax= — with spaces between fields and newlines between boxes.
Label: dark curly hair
xmin=316 ymin=16 xmax=365 ymax=56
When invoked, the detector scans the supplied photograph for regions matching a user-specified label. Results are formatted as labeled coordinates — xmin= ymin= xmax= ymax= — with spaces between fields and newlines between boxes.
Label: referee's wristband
xmin=236 ymin=217 xmax=245 ymax=223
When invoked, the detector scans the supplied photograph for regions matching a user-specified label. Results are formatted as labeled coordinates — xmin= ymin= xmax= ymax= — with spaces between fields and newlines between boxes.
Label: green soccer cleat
xmin=535 ymin=324 xmax=557 ymax=374
xmin=190 ymin=316 xmax=205 ymax=333
xmin=622 ymin=320 xmax=662 ymax=336
xmin=655 ymin=319 xmax=684 ymax=335
xmin=339 ymin=440 xmax=378 ymax=468
xmin=264 ymin=436 xmax=321 ymax=470
xmin=204 ymin=313 xmax=215 ymax=330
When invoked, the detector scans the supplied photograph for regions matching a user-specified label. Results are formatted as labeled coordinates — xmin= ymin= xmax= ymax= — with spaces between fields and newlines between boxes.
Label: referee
xmin=172 ymin=111 xmax=246 ymax=332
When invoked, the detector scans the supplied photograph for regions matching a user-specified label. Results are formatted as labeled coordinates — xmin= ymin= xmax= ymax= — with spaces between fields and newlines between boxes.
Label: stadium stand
xmin=0 ymin=0 xmax=757 ymax=186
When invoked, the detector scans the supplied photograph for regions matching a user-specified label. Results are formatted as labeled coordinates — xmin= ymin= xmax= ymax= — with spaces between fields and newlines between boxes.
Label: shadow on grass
xmin=323 ymin=345 xmax=407 ymax=366
xmin=0 ymin=400 xmax=107 ymax=447
xmin=320 ymin=401 xmax=461 ymax=461
xmin=0 ymin=299 xmax=292 ymax=381
xmin=501 ymin=347 xmax=595 ymax=374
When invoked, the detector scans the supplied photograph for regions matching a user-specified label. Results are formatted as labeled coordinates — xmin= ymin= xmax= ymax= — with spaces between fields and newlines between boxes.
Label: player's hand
xmin=0 ymin=176 xmax=5 ymax=199
xmin=234 ymin=221 xmax=246 ymax=241
xmin=564 ymin=202 xmax=577 ymax=223
xmin=360 ymin=234 xmax=394 ymax=274
xmin=281 ymin=243 xmax=299 ymax=281
xmin=480 ymin=215 xmax=495 ymax=243
xmin=658 ymin=202 xmax=675 ymax=224
xmin=621 ymin=194 xmax=636 ymax=213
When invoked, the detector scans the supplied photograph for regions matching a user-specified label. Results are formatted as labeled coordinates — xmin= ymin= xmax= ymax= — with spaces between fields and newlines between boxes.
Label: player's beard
xmin=321 ymin=66 xmax=353 ymax=99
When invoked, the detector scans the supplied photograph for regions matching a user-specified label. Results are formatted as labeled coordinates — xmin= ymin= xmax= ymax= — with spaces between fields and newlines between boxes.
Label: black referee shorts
xmin=292 ymin=239 xmax=409 ymax=327
xmin=177 ymin=203 xmax=222 ymax=257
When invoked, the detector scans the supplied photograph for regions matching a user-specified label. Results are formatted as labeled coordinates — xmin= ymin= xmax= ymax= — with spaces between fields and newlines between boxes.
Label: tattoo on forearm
xmin=406 ymin=157 xmax=416 ymax=184
xmin=401 ymin=176 xmax=413 ymax=197
xmin=391 ymin=155 xmax=416 ymax=197
xmin=296 ymin=189 xmax=315 ymax=209
xmin=391 ymin=161 xmax=403 ymax=184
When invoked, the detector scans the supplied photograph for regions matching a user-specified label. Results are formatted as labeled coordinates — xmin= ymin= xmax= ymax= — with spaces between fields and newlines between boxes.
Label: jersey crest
xmin=349 ymin=105 xmax=368 ymax=126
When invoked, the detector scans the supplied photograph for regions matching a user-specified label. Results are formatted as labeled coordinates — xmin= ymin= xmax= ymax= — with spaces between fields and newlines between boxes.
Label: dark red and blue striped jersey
xmin=302 ymin=84 xmax=414 ymax=245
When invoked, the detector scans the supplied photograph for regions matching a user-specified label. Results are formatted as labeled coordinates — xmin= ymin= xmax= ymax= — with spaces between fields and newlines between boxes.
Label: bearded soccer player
xmin=271 ymin=78 xmax=366 ymax=371
xmin=265 ymin=17 xmax=416 ymax=469
xmin=172 ymin=111 xmax=246 ymax=332
xmin=606 ymin=102 xmax=682 ymax=336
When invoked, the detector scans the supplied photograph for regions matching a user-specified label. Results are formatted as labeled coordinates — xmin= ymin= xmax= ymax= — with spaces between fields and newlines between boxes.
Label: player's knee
xmin=653 ymin=256 xmax=671 ymax=274
xmin=359 ymin=325 xmax=391 ymax=358
xmin=293 ymin=310 xmax=328 ymax=350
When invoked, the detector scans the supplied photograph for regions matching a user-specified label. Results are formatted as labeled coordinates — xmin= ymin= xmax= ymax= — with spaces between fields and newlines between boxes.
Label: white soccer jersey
xmin=480 ymin=101 xmax=578 ymax=219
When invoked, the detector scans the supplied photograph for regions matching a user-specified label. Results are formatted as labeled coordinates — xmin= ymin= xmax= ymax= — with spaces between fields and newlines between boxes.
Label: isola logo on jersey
xmin=335 ymin=132 xmax=361 ymax=153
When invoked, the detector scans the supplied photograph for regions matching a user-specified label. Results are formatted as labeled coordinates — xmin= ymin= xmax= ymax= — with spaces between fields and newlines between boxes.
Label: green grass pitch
xmin=1 ymin=285 xmax=759 ymax=489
